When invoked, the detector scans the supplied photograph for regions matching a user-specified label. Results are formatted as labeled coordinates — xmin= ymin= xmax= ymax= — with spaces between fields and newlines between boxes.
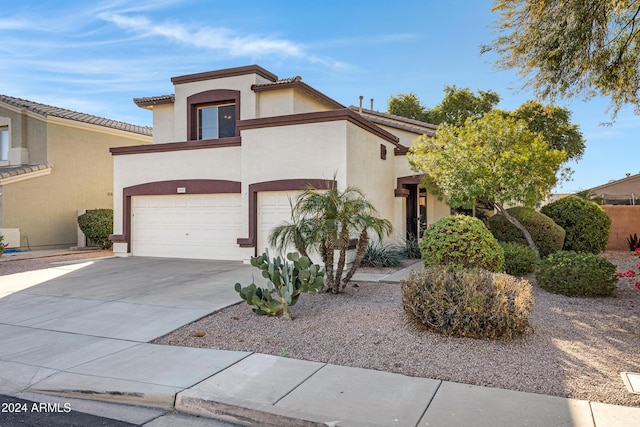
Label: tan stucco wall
xmin=345 ymin=123 xmax=397 ymax=242
xmin=152 ymin=104 xmax=175 ymax=144
xmin=601 ymin=205 xmax=640 ymax=251
xmin=0 ymin=105 xmax=48 ymax=164
xmin=172 ymin=74 xmax=271 ymax=141
xmin=2 ymin=119 xmax=151 ymax=249
xmin=112 ymin=146 xmax=241 ymax=236
xmin=256 ymin=89 xmax=334 ymax=117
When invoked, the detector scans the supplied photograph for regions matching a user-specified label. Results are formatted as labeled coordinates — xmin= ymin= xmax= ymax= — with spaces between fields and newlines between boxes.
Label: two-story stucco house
xmin=0 ymin=95 xmax=152 ymax=250
xmin=110 ymin=65 xmax=450 ymax=261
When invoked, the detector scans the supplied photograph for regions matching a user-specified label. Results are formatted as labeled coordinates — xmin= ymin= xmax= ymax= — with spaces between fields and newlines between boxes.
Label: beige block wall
xmin=3 ymin=121 xmax=150 ymax=249
xmin=601 ymin=205 xmax=640 ymax=251
xmin=256 ymin=89 xmax=333 ymax=117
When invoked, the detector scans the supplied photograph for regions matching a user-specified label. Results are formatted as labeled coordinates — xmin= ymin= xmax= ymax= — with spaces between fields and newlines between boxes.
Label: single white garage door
xmin=257 ymin=191 xmax=300 ymax=258
xmin=131 ymin=194 xmax=243 ymax=260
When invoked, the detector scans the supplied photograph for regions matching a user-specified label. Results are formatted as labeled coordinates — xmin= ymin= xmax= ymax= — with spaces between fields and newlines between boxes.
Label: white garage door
xmin=131 ymin=194 xmax=243 ymax=260
xmin=257 ymin=191 xmax=300 ymax=258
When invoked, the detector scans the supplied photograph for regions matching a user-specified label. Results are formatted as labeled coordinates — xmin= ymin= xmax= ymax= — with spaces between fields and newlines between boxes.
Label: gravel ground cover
xmin=155 ymin=251 xmax=640 ymax=408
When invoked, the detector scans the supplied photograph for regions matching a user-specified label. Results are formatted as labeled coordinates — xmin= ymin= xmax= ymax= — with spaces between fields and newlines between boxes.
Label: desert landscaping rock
xmin=155 ymin=251 xmax=640 ymax=408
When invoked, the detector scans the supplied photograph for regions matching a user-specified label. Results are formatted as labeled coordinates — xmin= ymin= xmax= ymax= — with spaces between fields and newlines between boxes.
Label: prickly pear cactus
xmin=234 ymin=250 xmax=325 ymax=319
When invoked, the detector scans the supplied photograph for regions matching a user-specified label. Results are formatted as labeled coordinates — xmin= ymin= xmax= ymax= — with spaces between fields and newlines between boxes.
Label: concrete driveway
xmin=0 ymin=256 xmax=256 ymax=408
xmin=0 ymin=256 xmax=255 ymax=341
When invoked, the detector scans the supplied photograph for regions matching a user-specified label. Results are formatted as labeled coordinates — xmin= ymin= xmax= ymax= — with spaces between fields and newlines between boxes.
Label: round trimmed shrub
xmin=535 ymin=251 xmax=617 ymax=297
xmin=488 ymin=207 xmax=565 ymax=258
xmin=401 ymin=266 xmax=534 ymax=339
xmin=500 ymin=242 xmax=538 ymax=276
xmin=78 ymin=209 xmax=113 ymax=249
xmin=541 ymin=197 xmax=611 ymax=254
xmin=420 ymin=215 xmax=504 ymax=272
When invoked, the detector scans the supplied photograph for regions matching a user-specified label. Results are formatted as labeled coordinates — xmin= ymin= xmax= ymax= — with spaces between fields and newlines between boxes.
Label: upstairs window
xmin=0 ymin=126 xmax=8 ymax=161
xmin=197 ymin=103 xmax=236 ymax=140
xmin=187 ymin=89 xmax=240 ymax=141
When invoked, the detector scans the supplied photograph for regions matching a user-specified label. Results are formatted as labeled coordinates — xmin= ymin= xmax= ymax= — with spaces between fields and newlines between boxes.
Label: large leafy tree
xmin=486 ymin=0 xmax=640 ymax=116
xmin=408 ymin=110 xmax=567 ymax=257
xmin=269 ymin=186 xmax=392 ymax=294
xmin=512 ymin=101 xmax=585 ymax=161
xmin=387 ymin=92 xmax=429 ymax=121
xmin=426 ymin=86 xmax=501 ymax=126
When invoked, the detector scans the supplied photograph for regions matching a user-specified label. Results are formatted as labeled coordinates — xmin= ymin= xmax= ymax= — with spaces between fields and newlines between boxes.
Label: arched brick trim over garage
xmin=110 ymin=179 xmax=241 ymax=251
xmin=237 ymin=178 xmax=337 ymax=256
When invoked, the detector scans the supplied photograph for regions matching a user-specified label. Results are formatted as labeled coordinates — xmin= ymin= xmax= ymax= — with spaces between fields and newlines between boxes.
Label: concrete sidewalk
xmin=1 ymin=256 xmax=639 ymax=426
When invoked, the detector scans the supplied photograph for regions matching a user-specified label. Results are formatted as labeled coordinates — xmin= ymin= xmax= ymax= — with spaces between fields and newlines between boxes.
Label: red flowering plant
xmin=615 ymin=248 xmax=640 ymax=290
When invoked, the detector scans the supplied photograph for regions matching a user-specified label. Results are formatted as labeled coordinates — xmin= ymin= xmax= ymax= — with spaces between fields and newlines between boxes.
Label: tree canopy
xmin=486 ymin=0 xmax=640 ymax=117
xmin=387 ymin=92 xmax=429 ymax=121
xmin=408 ymin=110 xmax=567 ymax=255
xmin=425 ymin=86 xmax=501 ymax=126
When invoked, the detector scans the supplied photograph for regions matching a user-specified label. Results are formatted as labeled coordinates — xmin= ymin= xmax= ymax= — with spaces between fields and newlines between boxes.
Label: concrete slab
xmin=621 ymin=372 xmax=640 ymax=394
xmin=25 ymin=300 xmax=211 ymax=341
xmin=275 ymin=364 xmax=441 ymax=427
xmin=0 ymin=325 xmax=136 ymax=370
xmin=18 ymin=391 xmax=167 ymax=426
xmin=590 ymin=401 xmax=640 ymax=427
xmin=0 ymin=261 xmax=95 ymax=297
xmin=419 ymin=381 xmax=594 ymax=427
xmin=67 ymin=344 xmax=250 ymax=388
xmin=0 ymin=360 xmax=58 ymax=395
xmin=383 ymin=261 xmax=423 ymax=283
xmin=144 ymin=412 xmax=242 ymax=427
xmin=0 ymin=294 xmax=105 ymax=326
xmin=179 ymin=353 xmax=325 ymax=405
xmin=28 ymin=371 xmax=181 ymax=408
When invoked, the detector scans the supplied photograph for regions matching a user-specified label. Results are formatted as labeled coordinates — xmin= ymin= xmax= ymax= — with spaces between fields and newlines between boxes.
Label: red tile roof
xmin=0 ymin=95 xmax=152 ymax=136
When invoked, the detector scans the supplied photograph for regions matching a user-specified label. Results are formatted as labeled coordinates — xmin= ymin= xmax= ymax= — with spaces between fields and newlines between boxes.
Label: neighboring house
xmin=110 ymin=64 xmax=450 ymax=261
xmin=0 ymin=95 xmax=152 ymax=250
xmin=586 ymin=172 xmax=640 ymax=205
xmin=583 ymin=173 xmax=640 ymax=250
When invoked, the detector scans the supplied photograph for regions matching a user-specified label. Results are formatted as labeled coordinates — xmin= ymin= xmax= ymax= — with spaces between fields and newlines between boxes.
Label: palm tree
xmin=269 ymin=184 xmax=392 ymax=293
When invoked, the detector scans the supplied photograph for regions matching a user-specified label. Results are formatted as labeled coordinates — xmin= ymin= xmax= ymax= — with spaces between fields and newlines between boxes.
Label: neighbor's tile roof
xmin=350 ymin=107 xmax=437 ymax=137
xmin=0 ymin=162 xmax=52 ymax=180
xmin=0 ymin=95 xmax=152 ymax=136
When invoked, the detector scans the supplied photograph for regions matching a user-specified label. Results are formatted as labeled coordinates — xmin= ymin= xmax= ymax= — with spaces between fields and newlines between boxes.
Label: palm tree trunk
xmin=333 ymin=227 xmax=349 ymax=293
xmin=323 ymin=239 xmax=336 ymax=293
xmin=342 ymin=229 xmax=369 ymax=285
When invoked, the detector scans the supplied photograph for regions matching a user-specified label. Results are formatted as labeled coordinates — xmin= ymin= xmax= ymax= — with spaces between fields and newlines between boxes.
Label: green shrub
xmin=401 ymin=266 xmax=534 ymax=339
xmin=77 ymin=209 xmax=113 ymax=249
xmin=541 ymin=197 xmax=611 ymax=254
xmin=535 ymin=251 xmax=617 ymax=297
xmin=488 ymin=207 xmax=565 ymax=258
xmin=0 ymin=234 xmax=6 ymax=256
xmin=361 ymin=242 xmax=404 ymax=268
xmin=500 ymin=242 xmax=538 ymax=276
xmin=420 ymin=215 xmax=504 ymax=272
xmin=403 ymin=234 xmax=422 ymax=259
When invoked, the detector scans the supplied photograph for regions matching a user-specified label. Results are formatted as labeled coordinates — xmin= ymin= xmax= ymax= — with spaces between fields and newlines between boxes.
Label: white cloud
xmin=100 ymin=12 xmax=308 ymax=60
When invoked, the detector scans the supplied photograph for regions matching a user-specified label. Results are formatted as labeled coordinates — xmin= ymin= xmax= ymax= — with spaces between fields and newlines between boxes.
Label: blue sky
xmin=1 ymin=0 xmax=638 ymax=193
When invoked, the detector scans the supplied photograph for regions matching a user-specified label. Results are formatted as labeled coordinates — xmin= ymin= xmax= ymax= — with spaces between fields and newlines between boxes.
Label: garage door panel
xmin=131 ymin=194 xmax=242 ymax=260
xmin=257 ymin=191 xmax=301 ymax=258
